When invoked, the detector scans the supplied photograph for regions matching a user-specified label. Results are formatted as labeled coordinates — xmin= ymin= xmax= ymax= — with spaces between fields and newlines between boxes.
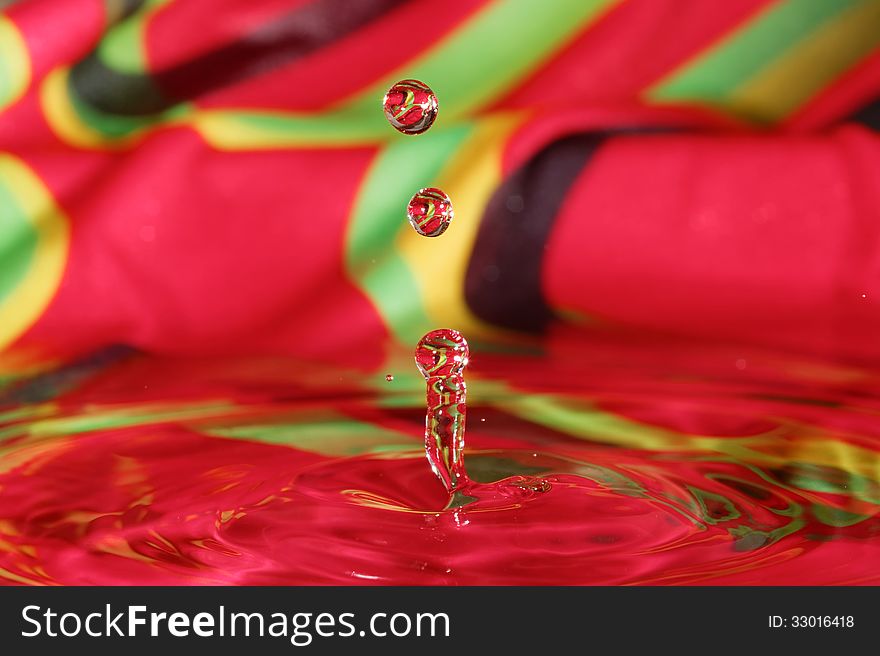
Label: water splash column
xmin=415 ymin=329 xmax=470 ymax=492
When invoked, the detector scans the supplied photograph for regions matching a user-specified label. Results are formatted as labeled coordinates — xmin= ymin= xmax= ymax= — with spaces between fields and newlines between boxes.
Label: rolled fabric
xmin=466 ymin=121 xmax=880 ymax=362
xmin=1 ymin=0 xmax=880 ymax=373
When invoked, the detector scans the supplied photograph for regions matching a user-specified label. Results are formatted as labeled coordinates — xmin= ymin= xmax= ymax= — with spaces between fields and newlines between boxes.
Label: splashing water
xmin=407 ymin=188 xmax=454 ymax=237
xmin=415 ymin=329 xmax=470 ymax=492
xmin=413 ymin=328 xmax=552 ymax=508
xmin=382 ymin=79 xmax=438 ymax=135
xmin=1 ymin=334 xmax=880 ymax=584
xmin=0 ymin=78 xmax=878 ymax=585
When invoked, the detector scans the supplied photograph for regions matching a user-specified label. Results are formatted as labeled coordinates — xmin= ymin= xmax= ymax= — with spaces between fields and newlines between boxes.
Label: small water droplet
xmin=385 ymin=374 xmax=394 ymax=382
xmin=383 ymin=79 xmax=438 ymax=135
xmin=736 ymin=358 xmax=747 ymax=370
xmin=407 ymin=187 xmax=453 ymax=237
xmin=493 ymin=475 xmax=552 ymax=500
xmin=415 ymin=329 xmax=469 ymax=378
xmin=511 ymin=476 xmax=552 ymax=493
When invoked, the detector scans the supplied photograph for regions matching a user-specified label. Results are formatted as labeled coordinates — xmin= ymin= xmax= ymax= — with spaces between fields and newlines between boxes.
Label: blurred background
xmin=1 ymin=0 xmax=880 ymax=585
xmin=0 ymin=0 xmax=878 ymax=371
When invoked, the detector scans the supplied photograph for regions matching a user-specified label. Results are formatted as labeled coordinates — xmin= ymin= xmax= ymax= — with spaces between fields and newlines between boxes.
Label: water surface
xmin=1 ymin=330 xmax=878 ymax=584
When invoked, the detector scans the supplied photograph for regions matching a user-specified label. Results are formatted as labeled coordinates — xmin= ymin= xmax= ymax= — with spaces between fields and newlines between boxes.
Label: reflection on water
xmin=0 ymin=330 xmax=879 ymax=584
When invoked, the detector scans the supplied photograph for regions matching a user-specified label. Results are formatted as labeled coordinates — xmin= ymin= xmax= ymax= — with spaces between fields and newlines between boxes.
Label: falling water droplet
xmin=415 ymin=329 xmax=469 ymax=492
xmin=407 ymin=188 xmax=453 ymax=237
xmin=385 ymin=374 xmax=394 ymax=382
xmin=382 ymin=79 xmax=438 ymax=135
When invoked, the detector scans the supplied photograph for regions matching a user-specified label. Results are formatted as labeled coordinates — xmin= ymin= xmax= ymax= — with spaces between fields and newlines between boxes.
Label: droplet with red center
xmin=415 ymin=329 xmax=469 ymax=378
xmin=407 ymin=187 xmax=453 ymax=237
xmin=382 ymin=79 xmax=438 ymax=135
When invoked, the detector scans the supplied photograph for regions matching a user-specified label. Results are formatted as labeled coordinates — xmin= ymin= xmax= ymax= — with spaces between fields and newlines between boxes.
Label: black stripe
xmin=111 ymin=0 xmax=149 ymax=21
xmin=70 ymin=0 xmax=409 ymax=116
xmin=69 ymin=55 xmax=169 ymax=115
xmin=849 ymin=96 xmax=880 ymax=131
xmin=464 ymin=134 xmax=606 ymax=333
xmin=0 ymin=345 xmax=132 ymax=406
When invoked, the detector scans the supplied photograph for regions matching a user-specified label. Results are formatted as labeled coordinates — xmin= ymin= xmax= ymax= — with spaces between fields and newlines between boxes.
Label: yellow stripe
xmin=40 ymin=68 xmax=140 ymax=149
xmin=499 ymin=392 xmax=880 ymax=484
xmin=728 ymin=0 xmax=880 ymax=122
xmin=695 ymin=433 xmax=880 ymax=485
xmin=40 ymin=0 xmax=618 ymax=151
xmin=191 ymin=112 xmax=265 ymax=149
xmin=191 ymin=109 xmax=376 ymax=150
xmin=396 ymin=111 xmax=525 ymax=336
xmin=0 ymin=15 xmax=30 ymax=111
xmin=0 ymin=155 xmax=70 ymax=351
xmin=0 ymin=349 xmax=59 ymax=381
xmin=40 ymin=68 xmax=193 ymax=150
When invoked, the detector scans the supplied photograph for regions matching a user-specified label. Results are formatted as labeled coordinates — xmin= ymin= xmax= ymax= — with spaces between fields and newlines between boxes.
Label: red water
xmin=1 ymin=329 xmax=879 ymax=584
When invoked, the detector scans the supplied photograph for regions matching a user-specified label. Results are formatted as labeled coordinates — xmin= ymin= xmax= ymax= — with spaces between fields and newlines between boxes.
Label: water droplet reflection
xmin=407 ymin=188 xmax=453 ymax=237
xmin=382 ymin=79 xmax=438 ymax=135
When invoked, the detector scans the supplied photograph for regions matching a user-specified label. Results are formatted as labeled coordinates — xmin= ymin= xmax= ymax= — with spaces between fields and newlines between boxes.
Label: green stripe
xmin=98 ymin=14 xmax=148 ymax=73
xmin=345 ymin=123 xmax=472 ymax=344
xmin=650 ymin=0 xmax=860 ymax=103
xmin=204 ymin=418 xmax=416 ymax=456
xmin=98 ymin=0 xmax=171 ymax=74
xmin=331 ymin=0 xmax=612 ymax=139
xmin=0 ymin=401 xmax=235 ymax=441
xmin=75 ymin=0 xmax=614 ymax=142
xmin=344 ymin=0 xmax=615 ymax=121
xmin=67 ymin=74 xmax=189 ymax=138
xmin=0 ymin=180 xmax=37 ymax=304
xmin=213 ymin=0 xmax=613 ymax=146
xmin=68 ymin=0 xmax=176 ymax=137
xmin=231 ymin=106 xmax=380 ymax=144
xmin=812 ymin=504 xmax=869 ymax=527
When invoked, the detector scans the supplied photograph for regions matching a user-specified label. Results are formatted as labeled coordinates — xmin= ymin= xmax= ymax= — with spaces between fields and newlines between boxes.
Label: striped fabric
xmin=0 ymin=0 xmax=879 ymax=378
